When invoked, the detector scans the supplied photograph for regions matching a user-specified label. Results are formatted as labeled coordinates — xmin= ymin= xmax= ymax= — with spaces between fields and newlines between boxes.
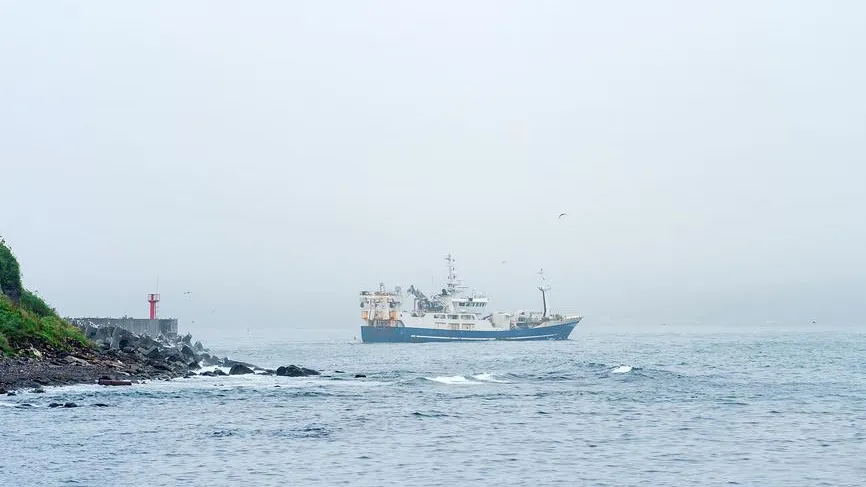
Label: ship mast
xmin=445 ymin=253 xmax=457 ymax=294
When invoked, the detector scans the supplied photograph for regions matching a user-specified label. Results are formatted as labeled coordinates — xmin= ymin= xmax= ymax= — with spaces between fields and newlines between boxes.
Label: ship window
xmin=434 ymin=314 xmax=446 ymax=319
xmin=448 ymin=314 xmax=458 ymax=320
xmin=460 ymin=315 xmax=474 ymax=320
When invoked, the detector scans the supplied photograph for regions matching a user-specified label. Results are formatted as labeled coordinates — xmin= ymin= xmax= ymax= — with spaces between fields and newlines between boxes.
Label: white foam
xmin=471 ymin=373 xmax=510 ymax=383
xmin=196 ymin=365 xmax=230 ymax=374
xmin=425 ymin=375 xmax=482 ymax=385
xmin=611 ymin=365 xmax=633 ymax=374
xmin=0 ymin=370 xmax=388 ymax=401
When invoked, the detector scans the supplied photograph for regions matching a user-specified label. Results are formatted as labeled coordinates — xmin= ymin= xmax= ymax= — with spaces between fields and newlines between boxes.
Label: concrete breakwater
xmin=68 ymin=317 xmax=178 ymax=338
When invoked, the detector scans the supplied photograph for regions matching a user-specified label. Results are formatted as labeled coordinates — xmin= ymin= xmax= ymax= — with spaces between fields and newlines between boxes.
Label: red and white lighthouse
xmin=147 ymin=293 xmax=160 ymax=320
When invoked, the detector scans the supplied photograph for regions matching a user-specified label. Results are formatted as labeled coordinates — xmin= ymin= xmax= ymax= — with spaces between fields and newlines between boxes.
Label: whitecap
xmin=425 ymin=375 xmax=482 ymax=385
xmin=611 ymin=365 xmax=633 ymax=374
xmin=471 ymin=373 xmax=510 ymax=383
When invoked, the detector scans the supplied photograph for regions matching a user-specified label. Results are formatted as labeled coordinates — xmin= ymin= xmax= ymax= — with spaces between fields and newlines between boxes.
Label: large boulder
xmin=156 ymin=333 xmax=173 ymax=347
xmin=223 ymin=358 xmax=256 ymax=369
xmin=93 ymin=325 xmax=116 ymax=341
xmin=149 ymin=362 xmax=172 ymax=372
xmin=139 ymin=346 xmax=161 ymax=359
xmin=82 ymin=323 xmax=99 ymax=339
xmin=138 ymin=335 xmax=159 ymax=350
xmin=161 ymin=347 xmax=185 ymax=363
xmin=109 ymin=327 xmax=136 ymax=350
xmin=276 ymin=365 xmax=320 ymax=377
xmin=229 ymin=364 xmax=254 ymax=375
xmin=200 ymin=369 xmax=227 ymax=377
xmin=63 ymin=355 xmax=90 ymax=366
xmin=180 ymin=345 xmax=196 ymax=361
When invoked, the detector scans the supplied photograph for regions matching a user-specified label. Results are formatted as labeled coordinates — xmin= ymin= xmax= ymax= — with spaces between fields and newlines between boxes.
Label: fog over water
xmin=1 ymin=1 xmax=864 ymax=340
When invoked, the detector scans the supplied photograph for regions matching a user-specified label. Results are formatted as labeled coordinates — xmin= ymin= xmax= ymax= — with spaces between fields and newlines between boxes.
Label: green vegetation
xmin=0 ymin=240 xmax=88 ymax=357
xmin=0 ymin=238 xmax=22 ymax=304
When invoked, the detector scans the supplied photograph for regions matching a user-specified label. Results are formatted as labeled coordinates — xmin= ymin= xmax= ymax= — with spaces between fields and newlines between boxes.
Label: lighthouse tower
xmin=147 ymin=293 xmax=160 ymax=320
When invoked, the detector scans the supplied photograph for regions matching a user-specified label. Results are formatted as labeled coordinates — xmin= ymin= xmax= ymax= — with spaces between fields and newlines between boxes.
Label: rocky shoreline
xmin=0 ymin=325 xmax=322 ymax=393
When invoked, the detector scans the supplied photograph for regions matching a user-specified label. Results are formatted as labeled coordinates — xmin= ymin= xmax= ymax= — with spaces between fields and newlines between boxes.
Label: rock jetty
xmin=0 ymin=325 xmax=322 ymax=391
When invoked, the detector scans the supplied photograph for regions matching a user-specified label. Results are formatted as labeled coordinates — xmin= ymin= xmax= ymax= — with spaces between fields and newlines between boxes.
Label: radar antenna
xmin=444 ymin=253 xmax=467 ymax=295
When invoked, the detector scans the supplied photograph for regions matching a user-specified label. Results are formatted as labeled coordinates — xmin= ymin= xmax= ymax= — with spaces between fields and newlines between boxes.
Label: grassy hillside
xmin=0 ymin=240 xmax=88 ymax=357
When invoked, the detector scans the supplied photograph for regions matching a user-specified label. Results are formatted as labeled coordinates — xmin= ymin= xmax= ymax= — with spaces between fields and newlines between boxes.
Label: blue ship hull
xmin=360 ymin=319 xmax=580 ymax=343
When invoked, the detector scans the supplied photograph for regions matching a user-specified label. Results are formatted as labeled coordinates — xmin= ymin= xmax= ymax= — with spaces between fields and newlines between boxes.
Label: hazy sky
xmin=2 ymin=1 xmax=864 ymax=338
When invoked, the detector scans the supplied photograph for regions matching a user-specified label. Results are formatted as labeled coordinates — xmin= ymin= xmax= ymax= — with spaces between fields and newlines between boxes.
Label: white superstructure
xmin=359 ymin=254 xmax=576 ymax=331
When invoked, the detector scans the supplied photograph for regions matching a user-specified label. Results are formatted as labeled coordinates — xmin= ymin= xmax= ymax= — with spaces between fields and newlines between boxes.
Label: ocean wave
xmin=210 ymin=425 xmax=333 ymax=440
xmin=421 ymin=373 xmax=513 ymax=385
xmin=471 ymin=373 xmax=511 ymax=383
xmin=424 ymin=375 xmax=483 ymax=385
xmin=411 ymin=411 xmax=451 ymax=418
xmin=611 ymin=365 xmax=633 ymax=374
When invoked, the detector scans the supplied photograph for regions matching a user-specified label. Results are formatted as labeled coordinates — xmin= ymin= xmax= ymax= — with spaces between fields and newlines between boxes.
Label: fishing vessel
xmin=359 ymin=254 xmax=582 ymax=343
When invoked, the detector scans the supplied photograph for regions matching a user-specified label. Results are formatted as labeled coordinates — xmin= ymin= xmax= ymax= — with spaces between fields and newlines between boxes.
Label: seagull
xmin=558 ymin=213 xmax=567 ymax=219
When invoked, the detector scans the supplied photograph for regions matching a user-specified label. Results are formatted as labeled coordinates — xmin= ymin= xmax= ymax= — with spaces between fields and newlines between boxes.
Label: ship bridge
xmin=450 ymin=295 xmax=488 ymax=314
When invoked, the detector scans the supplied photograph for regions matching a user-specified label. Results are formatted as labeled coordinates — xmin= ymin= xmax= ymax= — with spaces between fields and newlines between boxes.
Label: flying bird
xmin=558 ymin=213 xmax=567 ymax=219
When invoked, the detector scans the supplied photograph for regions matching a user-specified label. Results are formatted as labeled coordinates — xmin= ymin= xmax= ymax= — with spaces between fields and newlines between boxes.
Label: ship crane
xmin=537 ymin=268 xmax=552 ymax=319
xmin=407 ymin=285 xmax=426 ymax=301
xmin=407 ymin=284 xmax=445 ymax=313
xmin=407 ymin=285 xmax=427 ymax=314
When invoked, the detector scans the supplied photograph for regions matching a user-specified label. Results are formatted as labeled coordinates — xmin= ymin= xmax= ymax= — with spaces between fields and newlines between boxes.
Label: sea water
xmin=1 ymin=329 xmax=865 ymax=486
